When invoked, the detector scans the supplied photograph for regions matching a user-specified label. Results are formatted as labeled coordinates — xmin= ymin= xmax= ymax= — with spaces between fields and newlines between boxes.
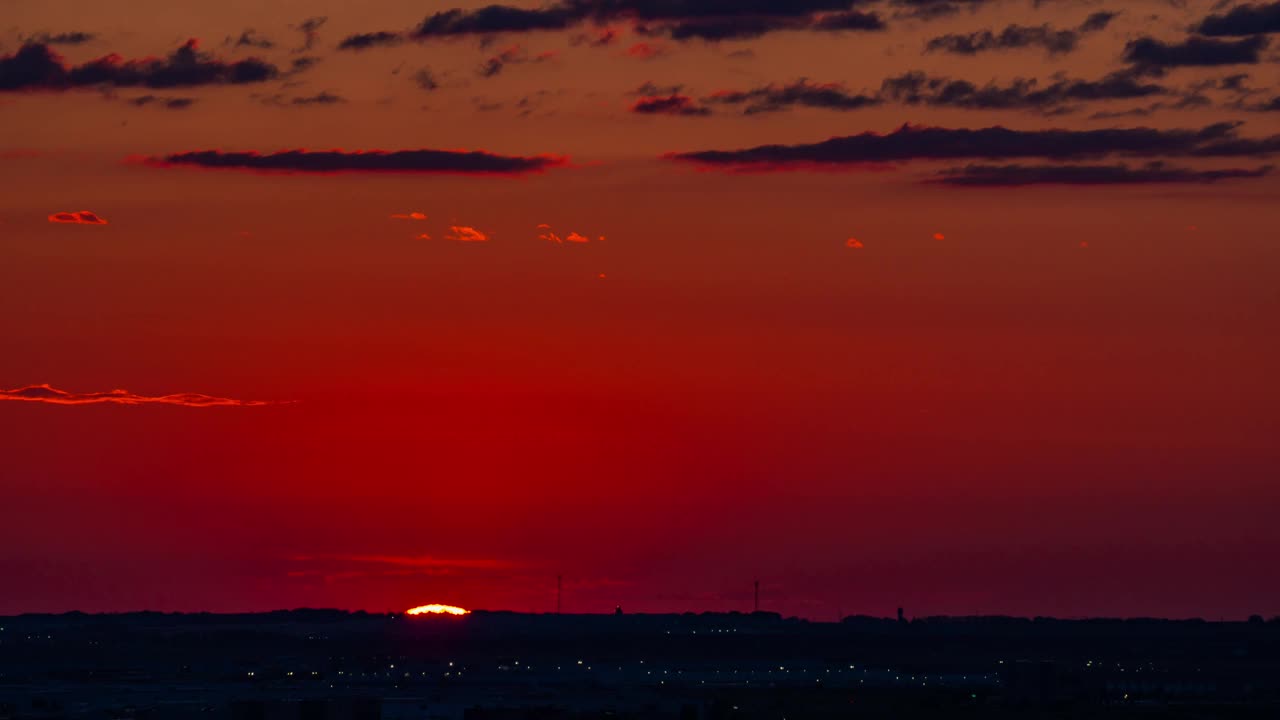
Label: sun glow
xmin=406 ymin=604 xmax=470 ymax=616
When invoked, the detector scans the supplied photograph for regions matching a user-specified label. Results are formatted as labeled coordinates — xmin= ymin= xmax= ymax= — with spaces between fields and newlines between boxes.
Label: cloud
xmin=889 ymin=0 xmax=992 ymax=21
xmin=811 ymin=10 xmax=886 ymax=32
xmin=933 ymin=161 xmax=1274 ymax=186
xmin=708 ymin=79 xmax=879 ymax=114
xmin=925 ymin=13 xmax=1117 ymax=56
xmin=337 ymin=31 xmax=404 ymax=50
xmin=414 ymin=67 xmax=440 ymax=91
xmin=625 ymin=41 xmax=664 ymax=59
xmin=538 ymin=226 xmax=564 ymax=243
xmin=0 ymin=383 xmax=283 ymax=407
xmin=1195 ymin=2 xmax=1280 ymax=37
xmin=631 ymin=81 xmax=683 ymax=96
xmin=878 ymin=70 xmax=1166 ymax=114
xmin=1243 ymin=96 xmax=1280 ymax=112
xmin=128 ymin=94 xmax=196 ymax=109
xmin=293 ymin=16 xmax=328 ymax=52
xmin=538 ymin=224 xmax=596 ymax=243
xmin=0 ymin=39 xmax=279 ymax=91
xmin=445 ymin=226 xmax=490 ymax=242
xmin=666 ymin=122 xmax=1280 ymax=172
xmin=144 ymin=148 xmax=569 ymax=176
xmin=391 ymin=212 xmax=428 ymax=220
xmin=631 ymin=93 xmax=711 ymax=115
xmin=288 ymin=91 xmax=345 ymax=105
xmin=28 ymin=32 xmax=96 ymax=46
xmin=230 ymin=29 xmax=274 ymax=49
xmin=571 ymin=27 xmax=622 ymax=46
xmin=478 ymin=45 xmax=556 ymax=77
xmin=698 ymin=69 xmax=1170 ymax=118
xmin=1123 ymin=35 xmax=1268 ymax=74
xmin=339 ymin=1 xmax=886 ymax=48
xmin=417 ymin=5 xmax=582 ymax=37
xmin=48 ymin=210 xmax=108 ymax=225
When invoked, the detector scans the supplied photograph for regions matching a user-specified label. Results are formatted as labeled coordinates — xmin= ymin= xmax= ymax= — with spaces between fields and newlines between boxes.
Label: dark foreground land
xmin=2 ymin=610 xmax=1279 ymax=720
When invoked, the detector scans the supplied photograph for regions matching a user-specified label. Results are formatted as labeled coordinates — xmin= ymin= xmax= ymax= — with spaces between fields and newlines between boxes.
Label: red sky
xmin=2 ymin=0 xmax=1279 ymax=619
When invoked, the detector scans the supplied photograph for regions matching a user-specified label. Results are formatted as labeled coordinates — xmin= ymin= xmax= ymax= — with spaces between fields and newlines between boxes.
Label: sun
xmin=405 ymin=604 xmax=470 ymax=616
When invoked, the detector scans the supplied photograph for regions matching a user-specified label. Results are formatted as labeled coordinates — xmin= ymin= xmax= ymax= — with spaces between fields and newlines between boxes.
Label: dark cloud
xmin=656 ymin=16 xmax=809 ymax=40
xmin=231 ymin=29 xmax=274 ymax=49
xmin=0 ymin=40 xmax=278 ymax=91
xmin=1195 ymin=2 xmax=1280 ymax=37
xmin=341 ymin=1 xmax=883 ymax=47
xmin=631 ymin=93 xmax=711 ymax=115
xmin=477 ymin=45 xmax=556 ymax=77
xmin=811 ymin=10 xmax=886 ymax=31
xmin=879 ymin=70 xmax=1166 ymax=114
xmin=0 ymin=383 xmax=284 ymax=407
xmin=1245 ymin=96 xmax=1280 ymax=111
xmin=288 ymin=56 xmax=321 ymax=74
xmin=707 ymin=79 xmax=880 ymax=114
xmin=889 ymin=0 xmax=992 ymax=21
xmin=1078 ymin=11 xmax=1117 ymax=33
xmin=145 ymin=148 xmax=570 ymax=175
xmin=337 ymin=31 xmax=403 ymax=50
xmin=666 ymin=122 xmax=1280 ymax=171
xmin=925 ymin=12 xmax=1116 ymax=56
xmin=1123 ymin=35 xmax=1268 ymax=74
xmin=932 ymin=161 xmax=1273 ymax=186
xmin=129 ymin=94 xmax=196 ymax=109
xmin=293 ymin=16 xmax=328 ymax=51
xmin=415 ymin=5 xmax=582 ymax=37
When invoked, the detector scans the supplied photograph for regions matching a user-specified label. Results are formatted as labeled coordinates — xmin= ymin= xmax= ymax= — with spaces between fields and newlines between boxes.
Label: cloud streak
xmin=925 ymin=12 xmax=1116 ymax=56
xmin=932 ymin=162 xmax=1274 ymax=187
xmin=144 ymin=149 xmax=569 ymax=176
xmin=708 ymin=79 xmax=879 ymax=114
xmin=666 ymin=122 xmax=1280 ymax=172
xmin=631 ymin=93 xmax=711 ymax=115
xmin=0 ymin=384 xmax=285 ymax=407
xmin=445 ymin=226 xmax=490 ymax=242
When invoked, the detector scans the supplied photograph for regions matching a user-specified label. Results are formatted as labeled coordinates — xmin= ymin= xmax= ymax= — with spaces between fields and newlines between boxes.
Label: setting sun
xmin=405 ymin=604 xmax=470 ymax=616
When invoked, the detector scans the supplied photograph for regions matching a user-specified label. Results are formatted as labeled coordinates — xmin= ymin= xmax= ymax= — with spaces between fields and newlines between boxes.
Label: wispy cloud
xmin=48 ymin=210 xmax=108 ymax=225
xmin=0 ymin=383 xmax=286 ymax=407
xmin=445 ymin=226 xmax=489 ymax=242
xmin=538 ymin=224 xmax=599 ymax=243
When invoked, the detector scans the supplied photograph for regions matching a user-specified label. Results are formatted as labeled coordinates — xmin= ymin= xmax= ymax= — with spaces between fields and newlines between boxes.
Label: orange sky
xmin=2 ymin=0 xmax=1279 ymax=619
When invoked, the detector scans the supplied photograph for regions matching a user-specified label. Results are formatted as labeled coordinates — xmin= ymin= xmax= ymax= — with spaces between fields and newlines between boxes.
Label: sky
xmin=2 ymin=0 xmax=1279 ymax=620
